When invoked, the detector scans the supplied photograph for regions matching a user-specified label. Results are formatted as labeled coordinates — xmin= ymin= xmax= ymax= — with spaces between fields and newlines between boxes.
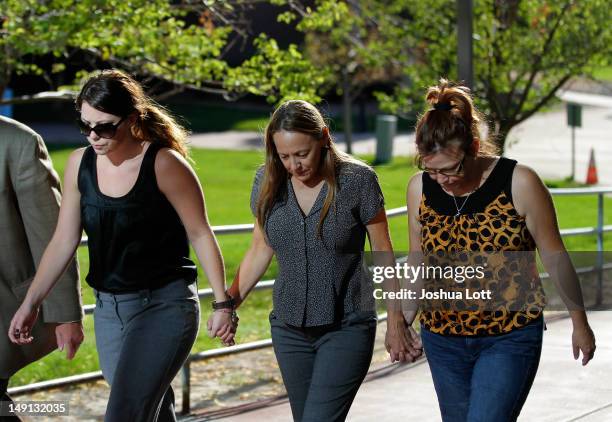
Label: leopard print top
xmin=418 ymin=157 xmax=546 ymax=336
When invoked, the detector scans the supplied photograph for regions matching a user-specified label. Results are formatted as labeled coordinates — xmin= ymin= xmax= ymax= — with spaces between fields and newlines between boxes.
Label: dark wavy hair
xmin=76 ymin=69 xmax=189 ymax=158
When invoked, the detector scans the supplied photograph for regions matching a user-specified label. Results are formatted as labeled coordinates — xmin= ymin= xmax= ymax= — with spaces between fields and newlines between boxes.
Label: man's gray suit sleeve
xmin=15 ymin=133 xmax=83 ymax=323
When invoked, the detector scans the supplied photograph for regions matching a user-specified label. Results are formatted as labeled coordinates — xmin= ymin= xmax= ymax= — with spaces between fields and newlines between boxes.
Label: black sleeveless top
xmin=78 ymin=143 xmax=197 ymax=293
xmin=418 ymin=157 xmax=546 ymax=336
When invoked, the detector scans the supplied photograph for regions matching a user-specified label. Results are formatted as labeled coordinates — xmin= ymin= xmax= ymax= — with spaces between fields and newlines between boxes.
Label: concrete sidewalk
xmin=193 ymin=311 xmax=611 ymax=422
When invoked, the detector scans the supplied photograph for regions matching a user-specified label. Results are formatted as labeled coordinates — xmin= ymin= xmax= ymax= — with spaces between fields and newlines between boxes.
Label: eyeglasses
xmin=76 ymin=116 xmax=126 ymax=139
xmin=418 ymin=156 xmax=465 ymax=177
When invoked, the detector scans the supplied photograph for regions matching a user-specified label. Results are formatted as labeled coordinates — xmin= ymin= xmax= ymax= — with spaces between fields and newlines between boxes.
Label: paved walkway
xmin=189 ymin=311 xmax=612 ymax=422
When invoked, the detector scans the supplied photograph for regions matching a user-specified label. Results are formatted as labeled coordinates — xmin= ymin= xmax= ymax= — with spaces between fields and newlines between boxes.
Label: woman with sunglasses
xmin=404 ymin=79 xmax=596 ymax=421
xmin=8 ymin=69 xmax=233 ymax=421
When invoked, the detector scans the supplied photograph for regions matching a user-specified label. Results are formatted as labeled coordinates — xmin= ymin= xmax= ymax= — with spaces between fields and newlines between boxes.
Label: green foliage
xmin=224 ymin=34 xmax=328 ymax=104
xmin=3 ymin=0 xmax=612 ymax=144
xmin=0 ymin=0 xmax=326 ymax=104
xmin=375 ymin=0 xmax=612 ymax=150
xmin=291 ymin=1 xmax=408 ymax=98
xmin=285 ymin=0 xmax=612 ymax=150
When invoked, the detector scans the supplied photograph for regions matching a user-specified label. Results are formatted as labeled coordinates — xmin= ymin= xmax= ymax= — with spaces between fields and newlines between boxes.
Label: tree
xmin=275 ymin=0 xmax=409 ymax=152
xmin=4 ymin=0 xmax=611 ymax=154
xmin=375 ymin=0 xmax=612 ymax=152
xmin=0 ymin=0 xmax=326 ymax=105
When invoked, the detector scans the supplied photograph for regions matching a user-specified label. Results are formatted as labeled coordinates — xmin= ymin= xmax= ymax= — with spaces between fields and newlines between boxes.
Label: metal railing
xmin=9 ymin=187 xmax=612 ymax=416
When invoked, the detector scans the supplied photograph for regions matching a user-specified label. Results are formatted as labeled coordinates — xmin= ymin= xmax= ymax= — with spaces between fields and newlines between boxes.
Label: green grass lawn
xmin=9 ymin=148 xmax=612 ymax=387
xmin=592 ymin=66 xmax=612 ymax=82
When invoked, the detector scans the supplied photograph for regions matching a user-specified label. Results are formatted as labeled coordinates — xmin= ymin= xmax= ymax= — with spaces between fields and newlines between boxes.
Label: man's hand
xmin=55 ymin=322 xmax=84 ymax=360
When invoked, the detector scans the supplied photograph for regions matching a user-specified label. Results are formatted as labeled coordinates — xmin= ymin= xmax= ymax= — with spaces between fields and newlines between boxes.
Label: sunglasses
xmin=418 ymin=156 xmax=465 ymax=177
xmin=76 ymin=116 xmax=126 ymax=139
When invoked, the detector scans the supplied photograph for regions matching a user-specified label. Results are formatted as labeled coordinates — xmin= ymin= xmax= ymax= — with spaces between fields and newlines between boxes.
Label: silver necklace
xmin=451 ymin=191 xmax=472 ymax=217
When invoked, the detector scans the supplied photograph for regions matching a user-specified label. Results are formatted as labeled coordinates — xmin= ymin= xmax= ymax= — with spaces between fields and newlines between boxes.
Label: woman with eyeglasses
xmin=404 ymin=79 xmax=596 ymax=421
xmin=8 ymin=69 xmax=234 ymax=421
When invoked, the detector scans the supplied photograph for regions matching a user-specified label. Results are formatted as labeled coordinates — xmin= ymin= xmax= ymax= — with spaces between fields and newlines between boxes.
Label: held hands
xmin=385 ymin=311 xmax=423 ymax=363
xmin=207 ymin=310 xmax=239 ymax=347
xmin=572 ymin=322 xmax=596 ymax=366
xmin=55 ymin=322 xmax=84 ymax=360
xmin=8 ymin=301 xmax=40 ymax=345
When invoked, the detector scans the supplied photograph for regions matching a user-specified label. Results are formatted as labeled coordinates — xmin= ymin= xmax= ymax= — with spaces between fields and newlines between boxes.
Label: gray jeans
xmin=94 ymin=279 xmax=199 ymax=422
xmin=270 ymin=311 xmax=377 ymax=422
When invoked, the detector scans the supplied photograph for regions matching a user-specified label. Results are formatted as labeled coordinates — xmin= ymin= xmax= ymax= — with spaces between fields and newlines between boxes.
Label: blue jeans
xmin=270 ymin=311 xmax=377 ymax=422
xmin=421 ymin=317 xmax=544 ymax=422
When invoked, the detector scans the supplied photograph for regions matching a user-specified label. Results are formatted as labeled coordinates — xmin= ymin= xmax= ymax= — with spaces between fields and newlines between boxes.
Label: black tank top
xmin=78 ymin=143 xmax=197 ymax=293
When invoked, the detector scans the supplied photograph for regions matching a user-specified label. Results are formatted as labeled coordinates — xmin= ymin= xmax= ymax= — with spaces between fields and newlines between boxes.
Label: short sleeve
xmin=359 ymin=166 xmax=385 ymax=225
xmin=250 ymin=166 xmax=265 ymax=217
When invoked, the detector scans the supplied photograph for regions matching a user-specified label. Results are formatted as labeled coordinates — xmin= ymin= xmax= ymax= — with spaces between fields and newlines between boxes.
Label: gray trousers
xmin=270 ymin=311 xmax=376 ymax=422
xmin=94 ymin=279 xmax=199 ymax=422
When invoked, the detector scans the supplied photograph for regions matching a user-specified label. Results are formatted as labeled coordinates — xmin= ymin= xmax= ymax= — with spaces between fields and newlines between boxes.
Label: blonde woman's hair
xmin=257 ymin=100 xmax=362 ymax=235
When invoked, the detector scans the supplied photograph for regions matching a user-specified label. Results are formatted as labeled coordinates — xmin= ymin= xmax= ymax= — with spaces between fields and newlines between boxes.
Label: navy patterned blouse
xmin=250 ymin=160 xmax=384 ymax=327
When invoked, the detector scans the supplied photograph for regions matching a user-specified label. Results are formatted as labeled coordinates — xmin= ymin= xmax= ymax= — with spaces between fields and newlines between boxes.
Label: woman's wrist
xmin=569 ymin=310 xmax=589 ymax=329
xmin=386 ymin=309 xmax=404 ymax=321
xmin=212 ymin=295 xmax=235 ymax=310
xmin=213 ymin=289 xmax=229 ymax=303
xmin=214 ymin=308 xmax=234 ymax=313
xmin=22 ymin=292 xmax=42 ymax=312
xmin=226 ymin=285 xmax=244 ymax=309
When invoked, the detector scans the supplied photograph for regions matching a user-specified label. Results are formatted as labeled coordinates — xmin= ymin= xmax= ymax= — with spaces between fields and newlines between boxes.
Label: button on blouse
xmin=250 ymin=161 xmax=385 ymax=327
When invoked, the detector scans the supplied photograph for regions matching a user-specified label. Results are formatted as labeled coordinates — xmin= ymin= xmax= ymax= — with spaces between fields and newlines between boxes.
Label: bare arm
xmin=18 ymin=149 xmax=84 ymax=309
xmin=513 ymin=164 xmax=595 ymax=365
xmin=367 ymin=208 xmax=422 ymax=363
xmin=227 ymin=221 xmax=275 ymax=308
xmin=15 ymin=134 xmax=82 ymax=323
xmin=404 ymin=172 xmax=424 ymax=325
xmin=209 ymin=220 xmax=273 ymax=344
xmin=155 ymin=149 xmax=227 ymax=301
xmin=9 ymin=148 xmax=85 ymax=344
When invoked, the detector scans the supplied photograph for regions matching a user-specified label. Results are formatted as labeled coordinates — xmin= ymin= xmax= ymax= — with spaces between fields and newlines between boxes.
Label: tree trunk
xmin=490 ymin=119 xmax=513 ymax=156
xmin=357 ymin=97 xmax=367 ymax=132
xmin=342 ymin=69 xmax=353 ymax=155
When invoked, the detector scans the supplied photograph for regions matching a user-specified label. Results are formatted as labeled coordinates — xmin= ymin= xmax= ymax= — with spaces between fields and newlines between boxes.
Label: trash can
xmin=375 ymin=114 xmax=397 ymax=164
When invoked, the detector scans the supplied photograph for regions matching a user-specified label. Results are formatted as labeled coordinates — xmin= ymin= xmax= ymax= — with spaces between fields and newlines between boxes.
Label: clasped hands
xmin=207 ymin=309 xmax=239 ymax=347
xmin=385 ymin=311 xmax=423 ymax=363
